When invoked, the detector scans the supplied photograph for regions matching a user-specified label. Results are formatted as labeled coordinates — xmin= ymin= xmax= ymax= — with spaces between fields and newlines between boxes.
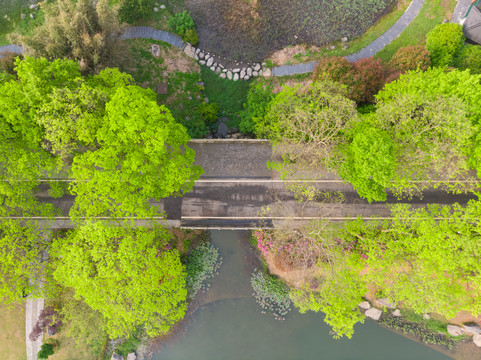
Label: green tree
xmin=51 ymin=221 xmax=187 ymax=338
xmin=338 ymin=121 xmax=396 ymax=202
xmin=118 ymin=0 xmax=155 ymax=24
xmin=10 ymin=0 xmax=123 ymax=74
xmin=425 ymin=23 xmax=465 ymax=67
xmin=239 ymin=81 xmax=275 ymax=134
xmin=258 ymin=81 xmax=358 ymax=177
xmin=0 ymin=220 xmax=50 ymax=305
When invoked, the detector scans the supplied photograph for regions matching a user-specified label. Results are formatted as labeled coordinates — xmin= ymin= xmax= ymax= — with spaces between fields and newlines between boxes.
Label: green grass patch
xmin=285 ymin=0 xmax=409 ymax=64
xmin=201 ymin=66 xmax=251 ymax=117
xmin=376 ymin=0 xmax=457 ymax=61
xmin=0 ymin=2 xmax=46 ymax=46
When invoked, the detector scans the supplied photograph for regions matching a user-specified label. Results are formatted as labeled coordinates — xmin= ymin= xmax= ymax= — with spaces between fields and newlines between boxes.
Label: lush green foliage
xmin=425 ymin=23 xmax=464 ymax=67
xmin=251 ymin=270 xmax=291 ymax=319
xmin=454 ymin=44 xmax=481 ymax=74
xmin=258 ymin=81 xmax=358 ymax=176
xmin=167 ymin=10 xmax=199 ymax=45
xmin=390 ymin=44 xmax=431 ymax=72
xmin=37 ymin=343 xmax=54 ymax=359
xmin=201 ymin=102 xmax=219 ymax=124
xmin=338 ymin=121 xmax=396 ymax=202
xmin=51 ymin=222 xmax=188 ymax=338
xmin=185 ymin=242 xmax=222 ymax=298
xmin=118 ymin=0 xmax=155 ymax=23
xmin=239 ymin=81 xmax=275 ymax=134
xmin=10 ymin=0 xmax=123 ymax=74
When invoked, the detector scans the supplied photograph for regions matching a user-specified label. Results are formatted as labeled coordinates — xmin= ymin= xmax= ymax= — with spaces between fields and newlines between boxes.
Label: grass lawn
xmin=375 ymin=0 xmax=457 ymax=61
xmin=0 ymin=303 xmax=26 ymax=360
xmin=201 ymin=66 xmax=251 ymax=119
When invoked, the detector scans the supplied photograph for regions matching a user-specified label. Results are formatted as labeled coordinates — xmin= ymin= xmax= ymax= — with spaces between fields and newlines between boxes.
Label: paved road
xmin=28 ymin=141 xmax=480 ymax=229
xmin=25 ymin=297 xmax=44 ymax=360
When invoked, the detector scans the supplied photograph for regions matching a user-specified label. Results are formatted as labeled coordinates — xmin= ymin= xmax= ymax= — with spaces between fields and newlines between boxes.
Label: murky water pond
xmin=152 ymin=230 xmax=465 ymax=360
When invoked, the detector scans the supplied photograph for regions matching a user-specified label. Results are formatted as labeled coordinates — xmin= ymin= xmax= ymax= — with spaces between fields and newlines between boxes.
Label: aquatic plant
xmin=185 ymin=242 xmax=222 ymax=299
xmin=251 ymin=269 xmax=291 ymax=320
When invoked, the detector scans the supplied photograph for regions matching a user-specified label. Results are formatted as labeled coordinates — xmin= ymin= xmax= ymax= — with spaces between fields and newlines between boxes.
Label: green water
xmin=153 ymin=230 xmax=453 ymax=360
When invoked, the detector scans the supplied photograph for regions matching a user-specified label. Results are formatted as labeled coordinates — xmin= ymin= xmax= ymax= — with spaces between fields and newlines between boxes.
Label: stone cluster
xmin=447 ymin=323 xmax=481 ymax=347
xmin=183 ymin=43 xmax=272 ymax=81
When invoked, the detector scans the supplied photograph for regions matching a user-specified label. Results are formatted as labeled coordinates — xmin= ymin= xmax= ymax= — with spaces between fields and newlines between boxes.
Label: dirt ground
xmin=0 ymin=303 xmax=26 ymax=360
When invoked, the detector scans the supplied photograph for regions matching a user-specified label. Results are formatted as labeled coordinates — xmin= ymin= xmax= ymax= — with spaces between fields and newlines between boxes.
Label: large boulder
xmin=376 ymin=298 xmax=396 ymax=309
xmin=462 ymin=324 xmax=481 ymax=335
xmin=217 ymin=123 xmax=228 ymax=138
xmin=358 ymin=301 xmax=371 ymax=310
xmin=447 ymin=325 xmax=463 ymax=336
xmin=183 ymin=44 xmax=196 ymax=58
xmin=127 ymin=353 xmax=137 ymax=360
xmin=473 ymin=334 xmax=481 ymax=347
xmin=206 ymin=57 xmax=214 ymax=67
xmin=365 ymin=308 xmax=382 ymax=321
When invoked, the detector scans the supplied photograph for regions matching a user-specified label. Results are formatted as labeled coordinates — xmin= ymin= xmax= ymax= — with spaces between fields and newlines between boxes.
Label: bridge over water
xmin=26 ymin=140 xmax=478 ymax=229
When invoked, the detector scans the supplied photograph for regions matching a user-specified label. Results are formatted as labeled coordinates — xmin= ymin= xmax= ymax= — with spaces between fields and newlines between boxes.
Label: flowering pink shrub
xmin=254 ymin=230 xmax=273 ymax=256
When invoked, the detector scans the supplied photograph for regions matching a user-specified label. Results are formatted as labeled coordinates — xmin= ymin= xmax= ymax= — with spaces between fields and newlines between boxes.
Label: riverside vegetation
xmin=0 ymin=0 xmax=480 ymax=357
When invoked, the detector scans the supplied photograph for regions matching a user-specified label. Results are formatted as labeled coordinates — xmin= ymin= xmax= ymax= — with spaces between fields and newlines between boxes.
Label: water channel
xmin=153 ymin=230 xmax=466 ymax=360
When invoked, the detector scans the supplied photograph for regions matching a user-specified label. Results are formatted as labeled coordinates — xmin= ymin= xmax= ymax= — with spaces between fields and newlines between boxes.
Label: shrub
xmin=239 ymin=81 xmax=275 ymax=134
xmin=168 ymin=10 xmax=195 ymax=39
xmin=185 ymin=242 xmax=222 ymax=298
xmin=251 ymin=269 xmax=291 ymax=319
xmin=390 ymin=45 xmax=431 ymax=72
xmin=426 ymin=23 xmax=465 ymax=67
xmin=29 ymin=307 xmax=62 ymax=341
xmin=313 ymin=56 xmax=397 ymax=104
xmin=454 ymin=44 xmax=481 ymax=74
xmin=183 ymin=29 xmax=199 ymax=46
xmin=201 ymin=102 xmax=219 ymax=124
xmin=119 ymin=0 xmax=155 ymax=23
xmin=0 ymin=51 xmax=23 ymax=77
xmin=37 ymin=343 xmax=54 ymax=359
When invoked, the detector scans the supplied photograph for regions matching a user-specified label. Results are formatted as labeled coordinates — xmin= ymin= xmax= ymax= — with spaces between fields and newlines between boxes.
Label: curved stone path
xmin=0 ymin=0 xmax=437 ymax=78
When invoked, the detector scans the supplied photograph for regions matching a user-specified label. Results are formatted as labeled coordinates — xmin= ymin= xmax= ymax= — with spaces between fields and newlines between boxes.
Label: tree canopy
xmin=51 ymin=221 xmax=187 ymax=337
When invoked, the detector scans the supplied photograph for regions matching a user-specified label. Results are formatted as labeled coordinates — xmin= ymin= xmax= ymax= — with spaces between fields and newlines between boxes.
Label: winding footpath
xmin=0 ymin=0 xmax=439 ymax=78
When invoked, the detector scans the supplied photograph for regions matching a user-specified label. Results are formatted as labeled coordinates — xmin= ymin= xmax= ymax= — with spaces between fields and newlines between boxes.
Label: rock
xmin=111 ymin=353 xmax=124 ymax=360
xmin=217 ymin=123 xmax=228 ymax=138
xmin=365 ymin=308 xmax=382 ymax=321
xmin=329 ymin=45 xmax=336 ymax=50
xmin=263 ymin=68 xmax=272 ymax=77
xmin=423 ymin=313 xmax=430 ymax=320
xmin=199 ymin=60 xmax=206 ymax=66
xmin=153 ymin=7 xmax=158 ymax=11
xmin=240 ymin=69 xmax=246 ymax=78
xmin=358 ymin=301 xmax=371 ymax=310
xmin=392 ymin=309 xmax=401 ymax=317
xmin=233 ymin=73 xmax=239 ymax=81
xmin=259 ymin=70 xmax=263 ymax=76
xmin=377 ymin=298 xmax=396 ymax=309
xmin=213 ymin=62 xmax=218 ymax=67
xmin=206 ymin=133 xmax=213 ymax=139
xmin=341 ymin=37 xmax=348 ymax=43
xmin=215 ymin=67 xmax=221 ymax=74
xmin=220 ymin=73 xmax=226 ymax=79
xmin=226 ymin=71 xmax=232 ymax=80
xmin=343 ymin=44 xmax=348 ymax=50
xmin=30 ymin=13 xmax=34 ymax=18
xmin=262 ymin=62 xmax=267 ymax=66
xmin=206 ymin=57 xmax=214 ymax=67
xmin=198 ymin=52 xmax=204 ymax=59
xmin=29 ymin=4 xmax=38 ymax=10
xmin=204 ymin=54 xmax=210 ymax=60
xmin=474 ymin=334 xmax=481 ymax=347
xmin=195 ymin=48 xmax=200 ymax=54
xmin=210 ymin=66 xmax=215 ymax=71
xmin=194 ymin=54 xmax=199 ymax=60
xmin=183 ymin=44 xmax=195 ymax=58
xmin=21 ymin=13 xmax=26 ymax=19
xmin=244 ymin=75 xmax=250 ymax=80
xmin=232 ymin=68 xmax=241 ymax=73
xmin=252 ymin=71 xmax=258 ymax=77
xmin=151 ymin=44 xmax=161 ymax=57
xmin=462 ymin=324 xmax=481 ymax=335
xmin=127 ymin=353 xmax=136 ymax=360
xmin=160 ymin=4 xmax=165 ymax=9
xmin=253 ymin=63 xmax=261 ymax=71
xmin=246 ymin=68 xmax=253 ymax=77
xmin=447 ymin=325 xmax=463 ymax=337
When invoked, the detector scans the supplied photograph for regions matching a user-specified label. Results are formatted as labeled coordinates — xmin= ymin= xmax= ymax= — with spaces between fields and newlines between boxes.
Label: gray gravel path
xmin=273 ymin=0 xmax=425 ymax=76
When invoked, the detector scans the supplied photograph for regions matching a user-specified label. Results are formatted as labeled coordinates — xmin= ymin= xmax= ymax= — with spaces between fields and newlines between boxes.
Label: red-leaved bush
xmin=390 ymin=44 xmax=431 ymax=72
xmin=313 ymin=56 xmax=398 ymax=104
xmin=29 ymin=306 xmax=62 ymax=341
